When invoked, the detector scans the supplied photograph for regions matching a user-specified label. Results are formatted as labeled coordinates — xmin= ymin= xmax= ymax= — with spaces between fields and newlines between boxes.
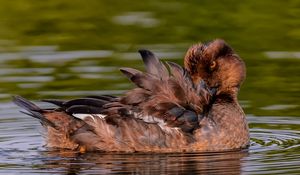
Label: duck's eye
xmin=210 ymin=61 xmax=217 ymax=70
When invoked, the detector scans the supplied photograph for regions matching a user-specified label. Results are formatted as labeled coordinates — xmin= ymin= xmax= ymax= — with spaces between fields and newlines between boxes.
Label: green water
xmin=0 ymin=0 xmax=299 ymax=174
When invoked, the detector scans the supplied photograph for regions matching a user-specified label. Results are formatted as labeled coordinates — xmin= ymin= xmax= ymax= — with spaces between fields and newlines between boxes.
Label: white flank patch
xmin=132 ymin=112 xmax=179 ymax=133
xmin=72 ymin=114 xmax=107 ymax=122
xmin=73 ymin=112 xmax=180 ymax=133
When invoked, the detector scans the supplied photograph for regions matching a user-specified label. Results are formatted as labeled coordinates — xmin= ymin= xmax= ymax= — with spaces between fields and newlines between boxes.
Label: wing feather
xmin=139 ymin=49 xmax=169 ymax=79
xmin=117 ymin=50 xmax=216 ymax=133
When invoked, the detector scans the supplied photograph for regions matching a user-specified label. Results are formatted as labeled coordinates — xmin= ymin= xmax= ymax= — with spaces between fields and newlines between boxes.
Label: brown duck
xmin=13 ymin=39 xmax=249 ymax=152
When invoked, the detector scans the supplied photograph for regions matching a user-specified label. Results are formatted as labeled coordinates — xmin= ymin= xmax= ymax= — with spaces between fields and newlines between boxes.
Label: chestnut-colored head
xmin=184 ymin=39 xmax=246 ymax=95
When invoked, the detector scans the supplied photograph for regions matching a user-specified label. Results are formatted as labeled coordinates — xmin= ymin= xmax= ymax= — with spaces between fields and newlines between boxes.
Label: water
xmin=0 ymin=0 xmax=300 ymax=174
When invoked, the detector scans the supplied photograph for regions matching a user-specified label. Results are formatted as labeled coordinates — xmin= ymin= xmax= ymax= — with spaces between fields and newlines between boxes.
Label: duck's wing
xmin=115 ymin=50 xmax=215 ymax=133
xmin=12 ymin=95 xmax=119 ymax=150
xmin=12 ymin=50 xmax=215 ymax=151
xmin=13 ymin=95 xmax=179 ymax=152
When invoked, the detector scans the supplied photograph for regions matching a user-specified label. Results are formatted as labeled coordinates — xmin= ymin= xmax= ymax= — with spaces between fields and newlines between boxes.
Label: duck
xmin=13 ymin=39 xmax=249 ymax=153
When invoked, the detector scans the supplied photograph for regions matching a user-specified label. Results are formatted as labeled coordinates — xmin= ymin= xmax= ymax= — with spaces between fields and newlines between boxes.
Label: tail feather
xmin=13 ymin=95 xmax=57 ymax=129
xmin=13 ymin=95 xmax=97 ymax=150
xmin=20 ymin=110 xmax=57 ymax=129
xmin=12 ymin=95 xmax=41 ymax=112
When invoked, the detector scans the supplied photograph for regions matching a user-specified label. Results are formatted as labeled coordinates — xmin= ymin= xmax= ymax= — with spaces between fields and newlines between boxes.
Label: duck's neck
xmin=215 ymin=87 xmax=239 ymax=104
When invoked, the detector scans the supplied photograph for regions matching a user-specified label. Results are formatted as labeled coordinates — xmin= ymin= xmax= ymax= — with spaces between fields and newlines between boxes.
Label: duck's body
xmin=13 ymin=39 xmax=249 ymax=152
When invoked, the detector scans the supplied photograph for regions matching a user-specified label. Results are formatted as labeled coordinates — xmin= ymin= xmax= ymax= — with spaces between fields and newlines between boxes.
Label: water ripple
xmin=1 ymin=111 xmax=300 ymax=174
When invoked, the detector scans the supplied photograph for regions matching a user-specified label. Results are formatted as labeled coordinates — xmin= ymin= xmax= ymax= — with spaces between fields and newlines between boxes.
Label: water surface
xmin=0 ymin=0 xmax=299 ymax=174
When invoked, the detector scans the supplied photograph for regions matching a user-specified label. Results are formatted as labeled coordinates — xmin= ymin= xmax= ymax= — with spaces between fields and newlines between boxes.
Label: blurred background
xmin=0 ymin=0 xmax=299 ymax=174
xmin=0 ymin=0 xmax=299 ymax=116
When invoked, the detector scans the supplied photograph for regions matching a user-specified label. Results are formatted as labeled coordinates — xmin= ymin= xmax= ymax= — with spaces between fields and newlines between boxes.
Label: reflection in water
xmin=29 ymin=50 xmax=113 ymax=62
xmin=112 ymin=12 xmax=159 ymax=27
xmin=40 ymin=151 xmax=248 ymax=175
xmin=1 ymin=110 xmax=300 ymax=174
xmin=0 ymin=76 xmax=53 ymax=82
xmin=0 ymin=0 xmax=299 ymax=174
xmin=264 ymin=51 xmax=300 ymax=59
xmin=0 ymin=48 xmax=113 ymax=63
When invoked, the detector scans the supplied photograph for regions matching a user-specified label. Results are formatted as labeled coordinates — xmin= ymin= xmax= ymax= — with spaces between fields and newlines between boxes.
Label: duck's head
xmin=184 ymin=39 xmax=246 ymax=96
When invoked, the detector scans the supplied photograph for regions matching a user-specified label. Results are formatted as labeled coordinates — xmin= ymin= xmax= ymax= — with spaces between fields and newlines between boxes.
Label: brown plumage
xmin=13 ymin=39 xmax=249 ymax=152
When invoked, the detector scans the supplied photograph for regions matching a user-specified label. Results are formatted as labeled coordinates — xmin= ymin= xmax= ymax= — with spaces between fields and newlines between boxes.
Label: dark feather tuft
xmin=13 ymin=95 xmax=57 ymax=129
xmin=85 ymin=95 xmax=118 ymax=102
xmin=139 ymin=49 xmax=169 ymax=79
xmin=20 ymin=111 xmax=57 ymax=129
xmin=63 ymin=98 xmax=107 ymax=108
xmin=119 ymin=68 xmax=142 ymax=79
xmin=66 ymin=105 xmax=103 ymax=114
xmin=13 ymin=95 xmax=41 ymax=112
xmin=41 ymin=99 xmax=65 ymax=107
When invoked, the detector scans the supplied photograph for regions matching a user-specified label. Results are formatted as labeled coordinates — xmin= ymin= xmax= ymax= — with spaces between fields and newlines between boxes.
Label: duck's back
xmin=13 ymin=50 xmax=216 ymax=152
